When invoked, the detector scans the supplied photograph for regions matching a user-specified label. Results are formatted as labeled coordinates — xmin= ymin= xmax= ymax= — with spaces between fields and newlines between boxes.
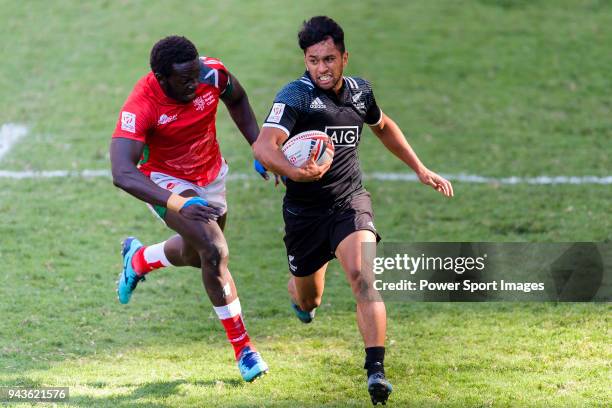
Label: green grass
xmin=1 ymin=0 xmax=611 ymax=406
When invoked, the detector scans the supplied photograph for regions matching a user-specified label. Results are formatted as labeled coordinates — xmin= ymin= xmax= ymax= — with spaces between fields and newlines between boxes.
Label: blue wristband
xmin=254 ymin=159 xmax=267 ymax=175
xmin=182 ymin=197 xmax=208 ymax=209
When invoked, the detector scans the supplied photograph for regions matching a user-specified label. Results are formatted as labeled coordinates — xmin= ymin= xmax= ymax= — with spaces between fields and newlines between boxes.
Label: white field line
xmin=0 ymin=123 xmax=28 ymax=161
xmin=366 ymin=172 xmax=612 ymax=185
xmin=0 ymin=169 xmax=610 ymax=185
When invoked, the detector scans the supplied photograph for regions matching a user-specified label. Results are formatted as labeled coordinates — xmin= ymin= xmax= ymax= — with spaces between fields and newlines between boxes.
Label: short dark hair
xmin=298 ymin=16 xmax=345 ymax=54
xmin=150 ymin=35 xmax=198 ymax=77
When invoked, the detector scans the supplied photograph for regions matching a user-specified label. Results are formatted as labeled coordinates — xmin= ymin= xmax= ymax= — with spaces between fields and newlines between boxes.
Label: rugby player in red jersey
xmin=110 ymin=36 xmax=269 ymax=382
xmin=253 ymin=17 xmax=453 ymax=404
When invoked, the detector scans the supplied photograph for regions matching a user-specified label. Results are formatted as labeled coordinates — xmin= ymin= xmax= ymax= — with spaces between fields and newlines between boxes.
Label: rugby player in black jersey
xmin=253 ymin=16 xmax=453 ymax=405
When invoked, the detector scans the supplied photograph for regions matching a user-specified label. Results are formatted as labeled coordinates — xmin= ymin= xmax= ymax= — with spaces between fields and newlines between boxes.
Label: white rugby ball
xmin=281 ymin=130 xmax=334 ymax=167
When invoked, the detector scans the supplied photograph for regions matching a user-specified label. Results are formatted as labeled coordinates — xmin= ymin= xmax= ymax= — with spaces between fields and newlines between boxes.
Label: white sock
xmin=213 ymin=298 xmax=242 ymax=320
xmin=143 ymin=241 xmax=173 ymax=267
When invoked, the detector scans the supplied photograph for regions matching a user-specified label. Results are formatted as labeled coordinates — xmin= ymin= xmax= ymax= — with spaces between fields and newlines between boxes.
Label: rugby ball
xmin=281 ymin=130 xmax=334 ymax=167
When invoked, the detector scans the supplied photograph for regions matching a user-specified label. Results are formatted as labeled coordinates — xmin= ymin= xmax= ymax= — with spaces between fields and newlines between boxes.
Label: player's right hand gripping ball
xmin=282 ymin=130 xmax=334 ymax=167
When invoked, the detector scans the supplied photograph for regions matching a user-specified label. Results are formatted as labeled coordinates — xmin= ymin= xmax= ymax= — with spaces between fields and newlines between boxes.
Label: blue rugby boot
xmin=117 ymin=237 xmax=145 ymax=304
xmin=237 ymin=346 xmax=269 ymax=382
xmin=367 ymin=368 xmax=393 ymax=405
xmin=291 ymin=302 xmax=316 ymax=324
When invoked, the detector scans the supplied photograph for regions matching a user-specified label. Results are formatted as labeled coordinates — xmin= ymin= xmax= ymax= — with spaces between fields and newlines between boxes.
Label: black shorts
xmin=283 ymin=191 xmax=381 ymax=277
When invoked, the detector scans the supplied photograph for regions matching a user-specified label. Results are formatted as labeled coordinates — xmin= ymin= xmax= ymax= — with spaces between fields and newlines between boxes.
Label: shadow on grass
xmin=69 ymin=378 xmax=243 ymax=407
xmin=0 ymin=377 xmax=44 ymax=387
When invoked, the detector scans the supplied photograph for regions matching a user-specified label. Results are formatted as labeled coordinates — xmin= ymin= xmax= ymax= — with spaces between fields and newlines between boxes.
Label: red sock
xmin=220 ymin=314 xmax=252 ymax=360
xmin=131 ymin=246 xmax=165 ymax=276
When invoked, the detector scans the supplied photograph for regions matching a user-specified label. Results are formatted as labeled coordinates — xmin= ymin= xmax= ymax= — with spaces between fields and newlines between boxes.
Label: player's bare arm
xmin=110 ymin=137 xmax=220 ymax=222
xmin=253 ymin=127 xmax=331 ymax=182
xmin=221 ymin=73 xmax=259 ymax=146
xmin=370 ymin=113 xmax=454 ymax=197
xmin=222 ymin=73 xmax=278 ymax=183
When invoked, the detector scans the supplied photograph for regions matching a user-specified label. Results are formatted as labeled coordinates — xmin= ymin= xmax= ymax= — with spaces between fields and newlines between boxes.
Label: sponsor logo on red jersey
xmin=158 ymin=114 xmax=178 ymax=125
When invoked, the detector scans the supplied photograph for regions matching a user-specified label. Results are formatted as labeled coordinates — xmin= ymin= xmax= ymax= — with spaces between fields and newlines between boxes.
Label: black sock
xmin=364 ymin=346 xmax=385 ymax=376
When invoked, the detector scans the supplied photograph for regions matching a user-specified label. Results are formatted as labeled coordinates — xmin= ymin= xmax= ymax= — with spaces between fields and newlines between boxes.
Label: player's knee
xmin=346 ymin=268 xmax=369 ymax=295
xmin=198 ymin=241 xmax=229 ymax=270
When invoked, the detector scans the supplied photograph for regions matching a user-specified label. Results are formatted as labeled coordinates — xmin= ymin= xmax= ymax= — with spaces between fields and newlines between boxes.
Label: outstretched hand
xmin=254 ymin=159 xmax=282 ymax=186
xmin=417 ymin=168 xmax=454 ymax=197
xmin=254 ymin=159 xmax=270 ymax=180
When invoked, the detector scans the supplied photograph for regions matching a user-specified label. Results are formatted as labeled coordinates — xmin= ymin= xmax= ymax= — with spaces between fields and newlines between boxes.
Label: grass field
xmin=1 ymin=0 xmax=611 ymax=407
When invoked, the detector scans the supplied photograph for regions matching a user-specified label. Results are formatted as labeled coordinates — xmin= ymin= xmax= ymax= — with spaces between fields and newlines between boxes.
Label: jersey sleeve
xmin=200 ymin=57 xmax=231 ymax=95
xmin=262 ymin=81 xmax=309 ymax=136
xmin=112 ymin=93 xmax=155 ymax=142
xmin=361 ymin=79 xmax=383 ymax=126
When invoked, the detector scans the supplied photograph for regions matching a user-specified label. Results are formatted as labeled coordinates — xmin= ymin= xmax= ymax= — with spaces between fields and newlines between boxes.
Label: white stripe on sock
xmin=213 ymin=298 xmax=242 ymax=320
xmin=143 ymin=241 xmax=172 ymax=267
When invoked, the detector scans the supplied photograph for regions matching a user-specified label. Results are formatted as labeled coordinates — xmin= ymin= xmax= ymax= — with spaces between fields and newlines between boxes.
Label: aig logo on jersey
xmin=325 ymin=126 xmax=359 ymax=147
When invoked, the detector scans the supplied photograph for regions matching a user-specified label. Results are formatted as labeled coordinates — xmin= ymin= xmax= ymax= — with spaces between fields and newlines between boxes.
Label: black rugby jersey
xmin=263 ymin=72 xmax=382 ymax=207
